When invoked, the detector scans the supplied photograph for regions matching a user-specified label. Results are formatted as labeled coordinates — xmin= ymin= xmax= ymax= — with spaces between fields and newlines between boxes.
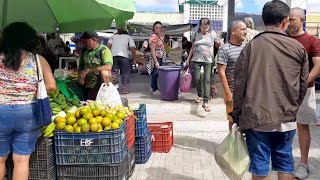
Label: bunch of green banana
xmin=41 ymin=122 xmax=56 ymax=138
xmin=67 ymin=98 xmax=80 ymax=107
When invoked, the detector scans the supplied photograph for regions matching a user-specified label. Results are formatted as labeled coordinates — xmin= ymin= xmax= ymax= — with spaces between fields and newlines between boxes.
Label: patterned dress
xmin=0 ymin=51 xmax=38 ymax=104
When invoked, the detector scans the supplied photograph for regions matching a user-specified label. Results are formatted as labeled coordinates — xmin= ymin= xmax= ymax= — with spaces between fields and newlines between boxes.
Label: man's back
xmin=234 ymin=31 xmax=308 ymax=130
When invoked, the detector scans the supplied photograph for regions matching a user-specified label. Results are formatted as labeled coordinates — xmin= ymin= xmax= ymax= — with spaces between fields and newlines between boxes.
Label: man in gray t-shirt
xmin=216 ymin=20 xmax=247 ymax=131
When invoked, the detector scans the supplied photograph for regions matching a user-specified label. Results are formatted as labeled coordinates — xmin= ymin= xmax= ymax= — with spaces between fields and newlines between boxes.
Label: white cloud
xmin=135 ymin=0 xmax=179 ymax=12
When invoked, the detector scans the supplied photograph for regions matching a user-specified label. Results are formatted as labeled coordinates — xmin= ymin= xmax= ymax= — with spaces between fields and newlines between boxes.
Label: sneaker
xmin=295 ymin=163 xmax=309 ymax=179
xmin=152 ymin=90 xmax=160 ymax=95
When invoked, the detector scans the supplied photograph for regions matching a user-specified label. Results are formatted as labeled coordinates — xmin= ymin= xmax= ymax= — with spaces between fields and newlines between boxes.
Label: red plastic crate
xmin=147 ymin=122 xmax=173 ymax=153
xmin=126 ymin=115 xmax=135 ymax=150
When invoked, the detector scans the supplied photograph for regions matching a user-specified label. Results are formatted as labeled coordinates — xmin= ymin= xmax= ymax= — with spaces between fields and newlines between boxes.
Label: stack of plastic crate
xmin=5 ymin=138 xmax=56 ymax=180
xmin=54 ymin=121 xmax=129 ymax=180
xmin=134 ymin=104 xmax=152 ymax=164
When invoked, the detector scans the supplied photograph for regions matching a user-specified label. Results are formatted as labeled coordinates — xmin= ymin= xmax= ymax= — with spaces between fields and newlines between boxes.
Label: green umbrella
xmin=0 ymin=0 xmax=135 ymax=33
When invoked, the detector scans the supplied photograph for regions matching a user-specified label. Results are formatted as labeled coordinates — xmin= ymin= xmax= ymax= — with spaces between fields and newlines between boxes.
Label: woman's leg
xmin=203 ymin=63 xmax=213 ymax=103
xmin=193 ymin=62 xmax=203 ymax=99
xmin=202 ymin=63 xmax=213 ymax=111
xmin=12 ymin=154 xmax=30 ymax=180
xmin=0 ymin=156 xmax=7 ymax=180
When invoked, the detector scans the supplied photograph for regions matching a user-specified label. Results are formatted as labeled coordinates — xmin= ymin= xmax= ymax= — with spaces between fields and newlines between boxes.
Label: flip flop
xmin=195 ymin=97 xmax=203 ymax=103
xmin=202 ymin=104 xmax=210 ymax=112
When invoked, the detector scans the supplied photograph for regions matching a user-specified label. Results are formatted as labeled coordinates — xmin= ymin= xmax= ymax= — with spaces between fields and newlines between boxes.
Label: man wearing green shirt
xmin=79 ymin=31 xmax=113 ymax=100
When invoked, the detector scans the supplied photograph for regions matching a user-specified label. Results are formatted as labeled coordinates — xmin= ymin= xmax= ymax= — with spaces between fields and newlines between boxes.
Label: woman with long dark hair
xmin=149 ymin=21 xmax=166 ymax=93
xmin=186 ymin=18 xmax=216 ymax=112
xmin=0 ymin=22 xmax=56 ymax=180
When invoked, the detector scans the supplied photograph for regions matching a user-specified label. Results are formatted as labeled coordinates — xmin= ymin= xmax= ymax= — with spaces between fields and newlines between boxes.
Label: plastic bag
xmin=95 ymin=83 xmax=122 ymax=107
xmin=179 ymin=69 xmax=192 ymax=92
xmin=214 ymin=124 xmax=250 ymax=180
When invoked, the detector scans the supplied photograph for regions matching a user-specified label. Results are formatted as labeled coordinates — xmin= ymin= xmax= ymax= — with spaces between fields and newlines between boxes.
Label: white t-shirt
xmin=108 ymin=34 xmax=136 ymax=58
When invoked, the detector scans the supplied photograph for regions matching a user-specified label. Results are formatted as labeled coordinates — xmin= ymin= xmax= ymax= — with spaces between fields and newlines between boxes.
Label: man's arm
xmin=308 ymin=38 xmax=320 ymax=84
xmin=216 ymin=48 xmax=232 ymax=96
xmin=299 ymin=50 xmax=309 ymax=104
xmin=232 ymin=46 xmax=250 ymax=124
xmin=129 ymin=37 xmax=137 ymax=60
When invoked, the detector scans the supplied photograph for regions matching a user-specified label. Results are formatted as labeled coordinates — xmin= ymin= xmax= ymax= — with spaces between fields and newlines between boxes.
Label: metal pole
xmin=228 ymin=0 xmax=235 ymax=34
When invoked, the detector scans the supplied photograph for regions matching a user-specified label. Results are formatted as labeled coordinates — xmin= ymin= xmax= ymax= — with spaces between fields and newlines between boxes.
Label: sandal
xmin=202 ymin=104 xmax=211 ymax=112
xmin=195 ymin=97 xmax=203 ymax=103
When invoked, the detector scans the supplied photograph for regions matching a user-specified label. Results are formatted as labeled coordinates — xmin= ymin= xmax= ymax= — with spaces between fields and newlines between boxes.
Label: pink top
xmin=149 ymin=33 xmax=166 ymax=59
xmin=0 ymin=51 xmax=38 ymax=104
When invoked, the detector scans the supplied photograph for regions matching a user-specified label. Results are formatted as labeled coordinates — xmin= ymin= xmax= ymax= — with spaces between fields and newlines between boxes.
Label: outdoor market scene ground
xmin=122 ymin=73 xmax=320 ymax=180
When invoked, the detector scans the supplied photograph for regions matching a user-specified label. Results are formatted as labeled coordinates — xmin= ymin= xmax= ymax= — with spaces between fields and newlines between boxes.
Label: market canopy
xmin=0 ymin=0 xmax=135 ymax=33
xmin=129 ymin=23 xmax=197 ymax=35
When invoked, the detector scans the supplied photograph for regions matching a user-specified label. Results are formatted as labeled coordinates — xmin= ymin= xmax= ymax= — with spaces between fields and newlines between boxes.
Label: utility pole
xmin=227 ymin=0 xmax=235 ymax=32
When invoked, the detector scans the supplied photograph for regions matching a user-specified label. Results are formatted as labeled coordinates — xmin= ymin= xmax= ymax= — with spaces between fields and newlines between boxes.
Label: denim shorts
xmin=0 ymin=103 xmax=40 ymax=156
xmin=245 ymin=129 xmax=296 ymax=176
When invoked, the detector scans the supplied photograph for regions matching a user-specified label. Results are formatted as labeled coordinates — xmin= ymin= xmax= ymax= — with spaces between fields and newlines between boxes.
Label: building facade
xmin=179 ymin=0 xmax=226 ymax=32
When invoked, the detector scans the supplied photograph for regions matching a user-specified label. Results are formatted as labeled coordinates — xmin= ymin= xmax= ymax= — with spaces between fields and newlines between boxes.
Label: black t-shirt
xmin=182 ymin=41 xmax=192 ymax=53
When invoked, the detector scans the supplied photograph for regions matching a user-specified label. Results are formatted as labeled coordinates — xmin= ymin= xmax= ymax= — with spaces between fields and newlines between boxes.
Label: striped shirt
xmin=216 ymin=42 xmax=246 ymax=92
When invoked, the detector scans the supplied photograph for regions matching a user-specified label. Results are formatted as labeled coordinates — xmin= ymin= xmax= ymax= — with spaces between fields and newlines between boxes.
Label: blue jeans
xmin=245 ymin=129 xmax=296 ymax=176
xmin=0 ymin=103 xmax=40 ymax=156
xmin=151 ymin=58 xmax=163 ymax=91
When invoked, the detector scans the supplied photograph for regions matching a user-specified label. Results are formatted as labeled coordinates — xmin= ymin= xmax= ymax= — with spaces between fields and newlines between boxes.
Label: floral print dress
xmin=0 ymin=51 xmax=38 ymax=104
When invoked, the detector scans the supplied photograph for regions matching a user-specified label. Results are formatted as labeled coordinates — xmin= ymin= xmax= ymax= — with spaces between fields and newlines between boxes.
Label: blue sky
xmin=135 ymin=0 xmax=265 ymax=14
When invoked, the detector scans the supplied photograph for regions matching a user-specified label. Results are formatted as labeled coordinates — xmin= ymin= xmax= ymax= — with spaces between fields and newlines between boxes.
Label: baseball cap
xmin=80 ymin=31 xmax=99 ymax=39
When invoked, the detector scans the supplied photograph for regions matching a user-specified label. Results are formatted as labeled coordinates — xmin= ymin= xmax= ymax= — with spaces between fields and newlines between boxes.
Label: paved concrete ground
xmin=123 ymin=74 xmax=320 ymax=180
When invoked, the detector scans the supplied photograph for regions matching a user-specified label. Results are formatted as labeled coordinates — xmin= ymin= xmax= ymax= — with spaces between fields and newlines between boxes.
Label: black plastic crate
xmin=135 ymin=130 xmax=152 ymax=164
xmin=56 ymin=153 xmax=129 ymax=180
xmin=5 ymin=138 xmax=55 ymax=180
xmin=127 ymin=148 xmax=135 ymax=179
xmin=29 ymin=138 xmax=56 ymax=180
xmin=54 ymin=121 xmax=127 ymax=165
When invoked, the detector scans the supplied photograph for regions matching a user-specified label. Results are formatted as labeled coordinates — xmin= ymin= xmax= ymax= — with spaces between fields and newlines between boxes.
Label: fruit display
xmin=48 ymin=89 xmax=80 ymax=115
xmin=41 ymin=101 xmax=135 ymax=137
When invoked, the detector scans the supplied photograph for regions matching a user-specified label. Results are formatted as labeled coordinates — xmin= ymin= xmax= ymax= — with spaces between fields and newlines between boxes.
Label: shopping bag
xmin=214 ymin=124 xmax=250 ymax=180
xmin=34 ymin=54 xmax=52 ymax=126
xmin=146 ymin=57 xmax=154 ymax=74
xmin=96 ymin=82 xmax=122 ymax=107
xmin=179 ymin=68 xmax=192 ymax=92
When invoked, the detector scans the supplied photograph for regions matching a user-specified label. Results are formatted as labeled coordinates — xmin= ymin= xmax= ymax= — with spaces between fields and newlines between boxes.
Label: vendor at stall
xmin=78 ymin=31 xmax=113 ymax=100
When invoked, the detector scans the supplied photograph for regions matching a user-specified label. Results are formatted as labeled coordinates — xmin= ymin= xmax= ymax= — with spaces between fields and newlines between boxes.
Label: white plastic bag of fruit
xmin=96 ymin=83 xmax=122 ymax=107
xmin=214 ymin=124 xmax=250 ymax=180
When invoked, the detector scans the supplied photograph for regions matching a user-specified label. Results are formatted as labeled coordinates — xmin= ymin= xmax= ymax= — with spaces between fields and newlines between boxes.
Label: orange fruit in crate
xmin=98 ymin=124 xmax=103 ymax=132
xmin=104 ymin=126 xmax=111 ymax=131
xmin=56 ymin=122 xmax=66 ymax=130
xmin=64 ymin=125 xmax=74 ymax=133
xmin=83 ymin=113 xmax=93 ymax=120
xmin=75 ymin=110 xmax=82 ymax=119
xmin=111 ymin=122 xmax=120 ymax=129
xmin=66 ymin=116 xmax=77 ymax=125
xmin=114 ymin=118 xmax=123 ymax=126
xmin=73 ymin=123 xmax=78 ymax=129
xmin=75 ymin=126 xmax=82 ymax=133
xmin=90 ymin=123 xmax=100 ymax=132
xmin=99 ymin=110 xmax=107 ymax=117
xmin=106 ymin=113 xmax=115 ymax=121
xmin=54 ymin=116 xmax=66 ymax=124
xmin=92 ymin=108 xmax=100 ymax=117
xmin=77 ymin=118 xmax=87 ymax=126
xmin=101 ymin=117 xmax=111 ymax=127
xmin=80 ymin=107 xmax=91 ymax=115
xmin=116 ymin=111 xmax=125 ymax=119
xmin=88 ymin=117 xmax=97 ymax=124
xmin=81 ymin=124 xmax=90 ymax=132
xmin=96 ymin=116 xmax=103 ymax=123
